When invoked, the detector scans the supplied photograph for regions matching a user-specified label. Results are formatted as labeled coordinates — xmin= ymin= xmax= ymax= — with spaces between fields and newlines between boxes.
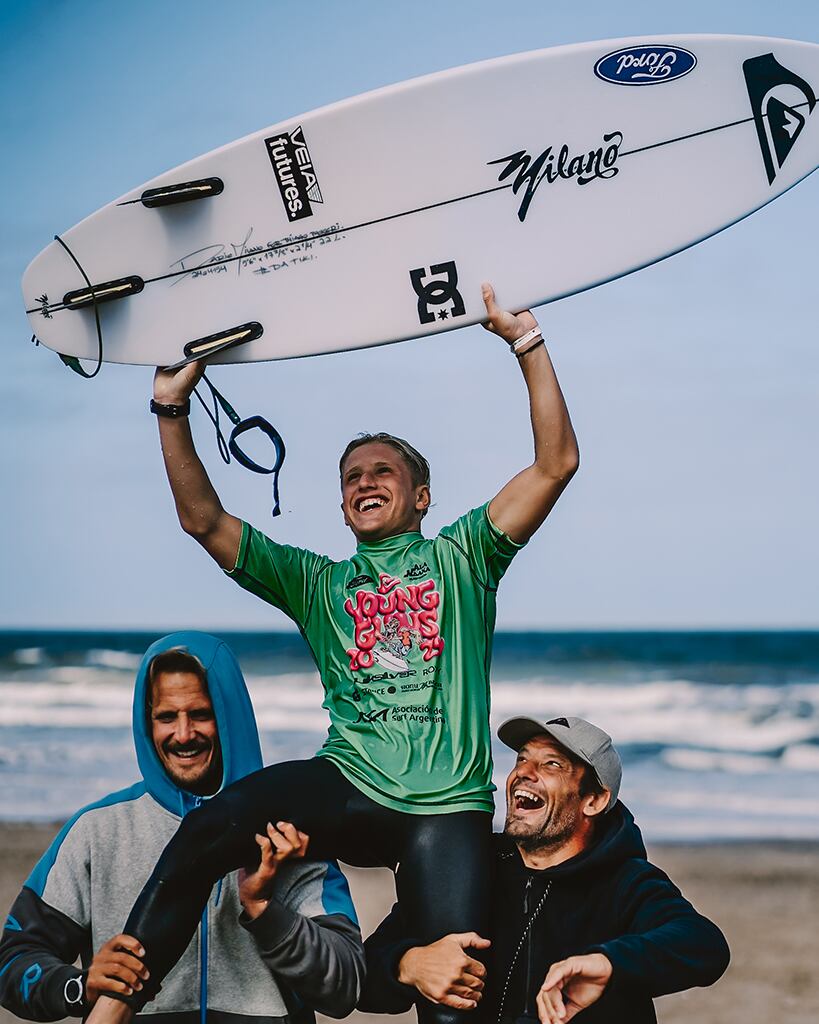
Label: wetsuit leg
xmin=123 ymin=757 xmax=492 ymax=1024
xmin=394 ymin=811 xmax=494 ymax=1024
xmin=123 ymin=758 xmax=357 ymax=1003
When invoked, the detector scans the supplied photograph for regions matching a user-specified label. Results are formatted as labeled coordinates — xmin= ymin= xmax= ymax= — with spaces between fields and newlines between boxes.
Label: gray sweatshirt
xmin=0 ymin=633 xmax=364 ymax=1024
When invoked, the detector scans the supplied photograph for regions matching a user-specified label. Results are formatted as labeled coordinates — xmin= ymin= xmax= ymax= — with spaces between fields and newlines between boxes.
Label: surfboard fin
xmin=140 ymin=177 xmax=224 ymax=207
xmin=62 ymin=276 xmax=144 ymax=310
xmin=166 ymin=321 xmax=264 ymax=369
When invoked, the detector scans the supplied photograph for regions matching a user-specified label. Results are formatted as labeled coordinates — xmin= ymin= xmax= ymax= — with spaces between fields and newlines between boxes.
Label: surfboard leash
xmin=50 ymin=234 xmax=104 ymax=378
xmin=40 ymin=233 xmax=285 ymax=516
xmin=193 ymin=374 xmax=286 ymax=517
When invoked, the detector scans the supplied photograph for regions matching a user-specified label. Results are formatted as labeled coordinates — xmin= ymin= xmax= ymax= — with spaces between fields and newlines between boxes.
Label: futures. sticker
xmin=410 ymin=262 xmax=466 ymax=324
xmin=594 ymin=45 xmax=697 ymax=86
xmin=264 ymin=125 xmax=324 ymax=222
xmin=743 ymin=53 xmax=816 ymax=185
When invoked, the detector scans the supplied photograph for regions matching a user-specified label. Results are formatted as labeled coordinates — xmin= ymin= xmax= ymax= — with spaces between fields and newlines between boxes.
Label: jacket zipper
xmin=522 ymin=876 xmax=534 ymax=1017
xmin=194 ymin=796 xmax=208 ymax=1024
xmin=496 ymin=876 xmax=552 ymax=1024
xmin=199 ymin=906 xmax=208 ymax=1024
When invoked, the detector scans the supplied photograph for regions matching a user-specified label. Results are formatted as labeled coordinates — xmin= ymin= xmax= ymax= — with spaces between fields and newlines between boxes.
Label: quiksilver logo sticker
xmin=264 ymin=126 xmax=324 ymax=222
xmin=594 ymin=45 xmax=697 ymax=86
xmin=743 ymin=53 xmax=816 ymax=185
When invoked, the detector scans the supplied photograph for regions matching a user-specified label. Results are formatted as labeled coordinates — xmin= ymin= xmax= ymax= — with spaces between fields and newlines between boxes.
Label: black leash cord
xmin=52 ymin=234 xmax=104 ymax=378
xmin=39 ymin=234 xmax=285 ymax=515
xmin=194 ymin=374 xmax=286 ymax=517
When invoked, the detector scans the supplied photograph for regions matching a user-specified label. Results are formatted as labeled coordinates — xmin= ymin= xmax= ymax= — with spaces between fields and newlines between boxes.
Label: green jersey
xmin=227 ymin=504 xmax=523 ymax=814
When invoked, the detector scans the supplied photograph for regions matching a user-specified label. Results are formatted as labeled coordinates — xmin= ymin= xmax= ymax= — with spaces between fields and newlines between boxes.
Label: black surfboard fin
xmin=140 ymin=178 xmax=224 ymax=207
xmin=165 ymin=321 xmax=264 ymax=369
xmin=62 ymin=276 xmax=144 ymax=310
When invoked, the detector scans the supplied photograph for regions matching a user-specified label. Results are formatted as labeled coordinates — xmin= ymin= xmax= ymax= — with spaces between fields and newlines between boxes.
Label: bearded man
xmin=361 ymin=715 xmax=729 ymax=1024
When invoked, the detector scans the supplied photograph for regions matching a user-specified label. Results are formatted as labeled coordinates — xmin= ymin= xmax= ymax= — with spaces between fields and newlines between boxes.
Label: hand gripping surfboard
xmin=22 ymin=34 xmax=819 ymax=367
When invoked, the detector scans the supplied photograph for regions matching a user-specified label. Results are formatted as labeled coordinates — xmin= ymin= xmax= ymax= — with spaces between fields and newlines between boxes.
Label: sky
xmin=1 ymin=0 xmax=818 ymax=630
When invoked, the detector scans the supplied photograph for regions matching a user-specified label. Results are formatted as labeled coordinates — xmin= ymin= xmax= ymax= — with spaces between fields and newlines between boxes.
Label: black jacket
xmin=361 ymin=804 xmax=729 ymax=1024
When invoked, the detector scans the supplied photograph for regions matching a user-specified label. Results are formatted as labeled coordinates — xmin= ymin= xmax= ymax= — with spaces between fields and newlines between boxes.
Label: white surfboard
xmin=22 ymin=34 xmax=819 ymax=367
xmin=372 ymin=649 xmax=410 ymax=673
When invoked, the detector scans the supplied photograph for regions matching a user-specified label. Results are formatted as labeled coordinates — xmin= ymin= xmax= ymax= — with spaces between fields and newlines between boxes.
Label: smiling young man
xmin=0 ymin=633 xmax=363 ymax=1024
xmin=362 ymin=717 xmax=730 ymax=1024
xmin=83 ymin=284 xmax=579 ymax=1024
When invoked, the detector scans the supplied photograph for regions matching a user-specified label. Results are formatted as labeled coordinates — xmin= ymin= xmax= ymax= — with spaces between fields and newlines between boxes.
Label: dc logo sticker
xmin=409 ymin=262 xmax=466 ymax=325
xmin=743 ymin=53 xmax=816 ymax=185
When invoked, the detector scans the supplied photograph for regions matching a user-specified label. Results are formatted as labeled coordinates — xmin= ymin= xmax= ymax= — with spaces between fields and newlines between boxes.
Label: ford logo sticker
xmin=595 ymin=45 xmax=697 ymax=86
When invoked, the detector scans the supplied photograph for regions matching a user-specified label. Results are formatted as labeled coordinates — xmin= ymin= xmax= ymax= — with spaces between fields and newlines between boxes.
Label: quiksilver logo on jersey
xmin=594 ymin=45 xmax=697 ymax=86
xmin=743 ymin=53 xmax=816 ymax=185
xmin=264 ymin=126 xmax=324 ymax=221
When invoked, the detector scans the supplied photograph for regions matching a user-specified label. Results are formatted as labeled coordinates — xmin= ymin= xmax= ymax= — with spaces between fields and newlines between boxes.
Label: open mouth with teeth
xmin=513 ymin=788 xmax=545 ymax=812
xmin=166 ymin=744 xmax=210 ymax=762
xmin=355 ymin=496 xmax=389 ymax=513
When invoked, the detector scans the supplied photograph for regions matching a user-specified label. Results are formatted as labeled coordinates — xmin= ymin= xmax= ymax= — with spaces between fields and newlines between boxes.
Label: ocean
xmin=2 ymin=629 xmax=818 ymax=841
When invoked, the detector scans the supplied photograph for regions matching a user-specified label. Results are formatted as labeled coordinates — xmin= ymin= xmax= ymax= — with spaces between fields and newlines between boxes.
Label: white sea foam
xmin=633 ymin=786 xmax=819 ymax=819
xmin=256 ymin=710 xmax=333 ymax=731
xmin=782 ymin=743 xmax=819 ymax=770
xmin=638 ymin=816 xmax=819 ymax=841
xmin=86 ymin=649 xmax=142 ymax=670
xmin=661 ymin=748 xmax=782 ymax=774
xmin=3 ymin=652 xmax=819 ymax=836
xmin=488 ymin=677 xmax=819 ymax=754
xmin=245 ymin=672 xmax=324 ymax=707
xmin=11 ymin=648 xmax=45 ymax=666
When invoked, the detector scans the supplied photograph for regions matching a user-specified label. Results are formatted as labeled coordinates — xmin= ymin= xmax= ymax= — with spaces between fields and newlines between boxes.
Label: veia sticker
xmin=264 ymin=125 xmax=324 ymax=221
xmin=595 ymin=45 xmax=697 ymax=86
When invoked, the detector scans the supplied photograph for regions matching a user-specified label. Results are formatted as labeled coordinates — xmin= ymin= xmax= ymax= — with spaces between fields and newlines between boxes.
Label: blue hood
xmin=132 ymin=632 xmax=263 ymax=816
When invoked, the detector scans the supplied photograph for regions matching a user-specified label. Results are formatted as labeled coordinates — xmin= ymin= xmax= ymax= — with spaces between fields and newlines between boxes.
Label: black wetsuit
xmin=125 ymin=758 xmax=491 ymax=1024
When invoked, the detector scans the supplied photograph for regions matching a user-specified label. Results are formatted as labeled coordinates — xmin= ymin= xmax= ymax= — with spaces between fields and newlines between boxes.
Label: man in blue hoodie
xmin=0 ymin=633 xmax=364 ymax=1024
xmin=361 ymin=715 xmax=729 ymax=1024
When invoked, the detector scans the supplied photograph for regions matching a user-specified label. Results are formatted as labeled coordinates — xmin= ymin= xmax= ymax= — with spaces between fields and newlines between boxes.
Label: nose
xmin=515 ymin=757 xmax=538 ymax=782
xmin=174 ymin=714 xmax=195 ymax=744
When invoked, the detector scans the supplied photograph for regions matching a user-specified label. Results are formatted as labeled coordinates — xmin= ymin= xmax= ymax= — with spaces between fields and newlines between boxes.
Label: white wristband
xmin=512 ymin=326 xmax=542 ymax=354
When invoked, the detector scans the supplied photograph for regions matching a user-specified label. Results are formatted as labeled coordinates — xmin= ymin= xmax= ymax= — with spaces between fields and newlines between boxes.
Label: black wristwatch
xmin=150 ymin=398 xmax=191 ymax=418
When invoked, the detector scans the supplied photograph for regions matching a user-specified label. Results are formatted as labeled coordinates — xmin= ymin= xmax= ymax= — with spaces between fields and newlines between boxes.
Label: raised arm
xmin=152 ymin=363 xmax=242 ymax=570
xmin=482 ymin=284 xmax=579 ymax=545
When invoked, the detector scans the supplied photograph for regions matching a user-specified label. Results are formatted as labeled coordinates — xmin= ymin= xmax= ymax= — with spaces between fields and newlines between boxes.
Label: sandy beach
xmin=1 ymin=824 xmax=816 ymax=1024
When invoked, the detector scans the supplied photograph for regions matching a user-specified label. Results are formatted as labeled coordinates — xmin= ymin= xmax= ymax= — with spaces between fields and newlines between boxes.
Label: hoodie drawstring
xmin=496 ymin=880 xmax=552 ymax=1024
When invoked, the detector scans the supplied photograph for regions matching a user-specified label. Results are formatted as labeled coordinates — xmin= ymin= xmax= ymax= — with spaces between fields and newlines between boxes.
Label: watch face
xmin=64 ymin=976 xmax=84 ymax=1005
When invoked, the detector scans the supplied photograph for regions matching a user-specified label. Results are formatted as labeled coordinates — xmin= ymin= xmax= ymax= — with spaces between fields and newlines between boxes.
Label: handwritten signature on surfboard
xmin=169 ymin=224 xmax=347 ymax=284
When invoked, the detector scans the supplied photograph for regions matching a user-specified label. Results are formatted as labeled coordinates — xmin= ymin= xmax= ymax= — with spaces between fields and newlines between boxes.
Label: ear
xmin=581 ymin=789 xmax=611 ymax=819
xmin=341 ymin=501 xmax=350 ymax=527
xmin=415 ymin=484 xmax=431 ymax=513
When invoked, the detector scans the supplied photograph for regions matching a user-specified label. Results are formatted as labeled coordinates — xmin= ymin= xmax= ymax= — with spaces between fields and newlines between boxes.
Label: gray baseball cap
xmin=497 ymin=715 xmax=622 ymax=811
